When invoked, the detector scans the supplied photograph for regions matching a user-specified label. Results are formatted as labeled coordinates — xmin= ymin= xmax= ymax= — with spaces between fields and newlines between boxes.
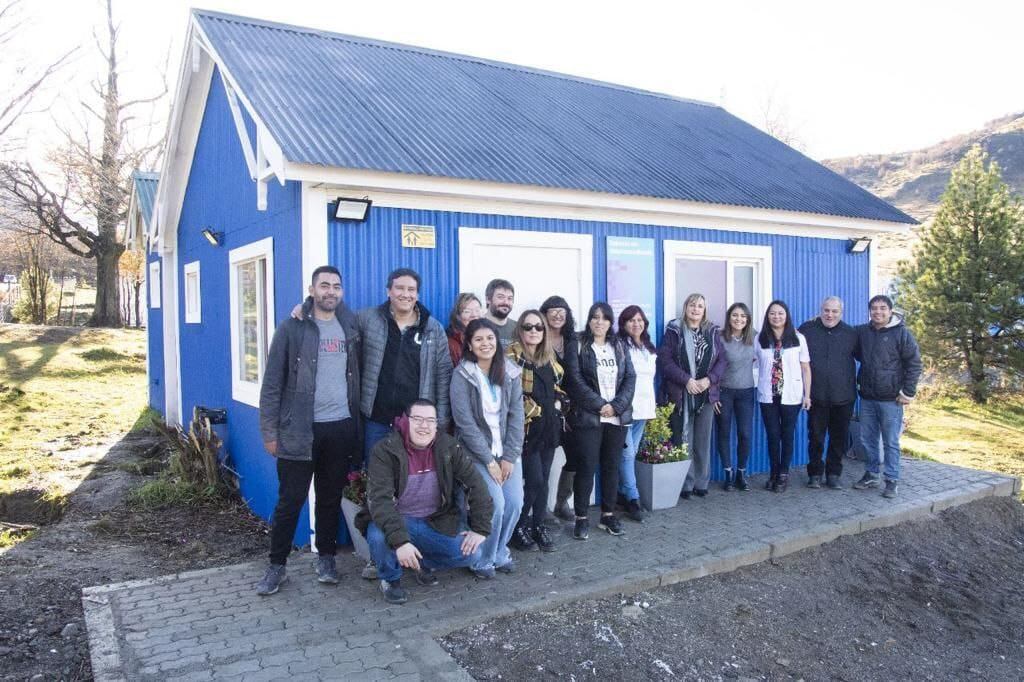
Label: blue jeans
xmin=366 ymin=518 xmax=480 ymax=583
xmin=619 ymin=419 xmax=647 ymax=500
xmin=473 ymin=460 xmax=524 ymax=571
xmin=715 ymin=387 xmax=756 ymax=470
xmin=363 ymin=420 xmax=393 ymax=465
xmin=860 ymin=399 xmax=904 ymax=481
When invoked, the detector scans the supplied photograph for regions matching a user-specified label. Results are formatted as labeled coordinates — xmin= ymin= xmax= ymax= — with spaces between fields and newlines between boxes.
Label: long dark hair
xmin=758 ymin=300 xmax=800 ymax=349
xmin=722 ymin=302 xmax=755 ymax=345
xmin=617 ymin=304 xmax=655 ymax=352
xmin=539 ymin=295 xmax=576 ymax=341
xmin=462 ymin=318 xmax=506 ymax=385
xmin=580 ymin=302 xmax=615 ymax=348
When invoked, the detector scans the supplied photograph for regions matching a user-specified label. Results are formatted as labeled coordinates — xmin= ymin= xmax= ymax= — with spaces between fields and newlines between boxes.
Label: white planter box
xmin=635 ymin=459 xmax=690 ymax=511
xmin=340 ymin=497 xmax=371 ymax=561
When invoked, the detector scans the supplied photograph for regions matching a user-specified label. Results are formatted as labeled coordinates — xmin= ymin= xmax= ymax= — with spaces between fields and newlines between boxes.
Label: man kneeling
xmin=357 ymin=400 xmax=492 ymax=604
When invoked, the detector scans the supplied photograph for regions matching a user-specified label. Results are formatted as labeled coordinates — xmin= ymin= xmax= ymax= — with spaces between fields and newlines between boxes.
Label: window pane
xmin=673 ymin=258 xmax=727 ymax=326
xmin=238 ymin=260 xmax=260 ymax=383
xmin=734 ymin=265 xmax=755 ymax=311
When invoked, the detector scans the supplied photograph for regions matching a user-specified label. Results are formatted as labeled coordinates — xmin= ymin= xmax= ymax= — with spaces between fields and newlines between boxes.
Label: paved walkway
xmin=83 ymin=459 xmax=1019 ymax=681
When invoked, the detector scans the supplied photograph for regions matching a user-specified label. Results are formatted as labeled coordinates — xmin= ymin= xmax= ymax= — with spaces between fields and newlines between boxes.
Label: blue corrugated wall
xmin=329 ymin=207 xmax=871 ymax=478
xmin=146 ymin=250 xmax=164 ymax=417
xmin=175 ymin=67 xmax=311 ymax=542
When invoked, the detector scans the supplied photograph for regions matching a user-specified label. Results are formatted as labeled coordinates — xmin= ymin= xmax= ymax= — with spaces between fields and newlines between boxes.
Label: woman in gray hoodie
xmin=450 ymin=318 xmax=525 ymax=578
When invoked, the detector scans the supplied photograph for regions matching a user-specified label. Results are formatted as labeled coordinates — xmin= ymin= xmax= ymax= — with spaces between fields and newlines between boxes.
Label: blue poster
xmin=606 ymin=236 xmax=656 ymax=332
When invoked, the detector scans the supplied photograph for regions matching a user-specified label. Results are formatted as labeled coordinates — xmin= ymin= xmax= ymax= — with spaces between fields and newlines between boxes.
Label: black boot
xmin=723 ymin=468 xmax=735 ymax=492
xmin=735 ymin=469 xmax=750 ymax=491
xmin=773 ymin=472 xmax=790 ymax=493
xmin=554 ymin=470 xmax=575 ymax=521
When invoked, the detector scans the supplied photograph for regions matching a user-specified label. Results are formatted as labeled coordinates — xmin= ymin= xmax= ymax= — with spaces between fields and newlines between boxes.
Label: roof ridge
xmin=191 ymin=8 xmax=718 ymax=109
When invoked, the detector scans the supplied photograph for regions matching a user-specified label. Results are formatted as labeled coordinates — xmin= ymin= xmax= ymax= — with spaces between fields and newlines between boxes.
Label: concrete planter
xmin=636 ymin=459 xmax=690 ymax=511
xmin=340 ymin=497 xmax=371 ymax=561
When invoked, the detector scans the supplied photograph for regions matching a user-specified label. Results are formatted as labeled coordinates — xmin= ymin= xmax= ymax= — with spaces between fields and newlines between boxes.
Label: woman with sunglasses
xmin=506 ymin=310 xmax=565 ymax=552
xmin=755 ymin=300 xmax=811 ymax=492
xmin=564 ymin=302 xmax=636 ymax=539
xmin=616 ymin=305 xmax=657 ymax=521
xmin=449 ymin=318 xmax=525 ymax=578
xmin=539 ymin=296 xmax=579 ymax=523
xmin=446 ymin=292 xmax=483 ymax=367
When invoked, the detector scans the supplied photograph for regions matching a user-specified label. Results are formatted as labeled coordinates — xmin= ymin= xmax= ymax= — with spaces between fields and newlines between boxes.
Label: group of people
xmin=256 ymin=265 xmax=922 ymax=604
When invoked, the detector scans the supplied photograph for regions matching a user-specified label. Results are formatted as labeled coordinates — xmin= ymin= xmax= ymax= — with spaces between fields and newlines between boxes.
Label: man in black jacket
xmin=798 ymin=297 xmax=858 ymax=490
xmin=852 ymin=295 xmax=922 ymax=499
xmin=256 ymin=266 xmax=362 ymax=595
xmin=358 ymin=400 xmax=491 ymax=604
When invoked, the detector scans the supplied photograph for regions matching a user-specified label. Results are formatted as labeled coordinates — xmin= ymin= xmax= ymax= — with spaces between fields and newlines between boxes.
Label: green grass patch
xmin=0 ymin=465 xmax=31 ymax=479
xmin=904 ymin=388 xmax=1024 ymax=501
xmin=128 ymin=476 xmax=222 ymax=510
xmin=0 ymin=528 xmax=36 ymax=549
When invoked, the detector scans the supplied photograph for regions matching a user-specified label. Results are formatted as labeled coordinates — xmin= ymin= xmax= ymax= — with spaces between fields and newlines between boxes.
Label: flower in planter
xmin=637 ymin=405 xmax=690 ymax=464
xmin=343 ymin=469 xmax=368 ymax=506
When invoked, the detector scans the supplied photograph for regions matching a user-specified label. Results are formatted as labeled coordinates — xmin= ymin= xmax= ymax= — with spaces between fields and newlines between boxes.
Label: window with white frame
xmin=662 ymin=241 xmax=772 ymax=327
xmin=149 ymin=261 xmax=161 ymax=309
xmin=183 ymin=261 xmax=201 ymax=323
xmin=229 ymin=238 xmax=275 ymax=406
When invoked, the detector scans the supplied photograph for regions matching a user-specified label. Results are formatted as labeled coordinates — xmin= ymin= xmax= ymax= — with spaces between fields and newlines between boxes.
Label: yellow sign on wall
xmin=401 ymin=224 xmax=436 ymax=249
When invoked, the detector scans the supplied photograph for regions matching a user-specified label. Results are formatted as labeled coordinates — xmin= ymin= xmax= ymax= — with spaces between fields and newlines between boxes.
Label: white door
xmin=458 ymin=227 xmax=593 ymax=329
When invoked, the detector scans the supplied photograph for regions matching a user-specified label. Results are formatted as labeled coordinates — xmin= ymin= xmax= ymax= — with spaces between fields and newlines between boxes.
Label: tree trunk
xmin=133 ymin=280 xmax=142 ymax=328
xmin=88 ymin=242 xmax=125 ymax=327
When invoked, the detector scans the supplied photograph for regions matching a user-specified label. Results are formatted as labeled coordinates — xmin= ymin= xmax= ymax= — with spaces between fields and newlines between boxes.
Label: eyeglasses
xmin=520 ymin=323 xmax=544 ymax=332
xmin=408 ymin=416 xmax=438 ymax=427
xmin=546 ymin=309 xmax=566 ymax=318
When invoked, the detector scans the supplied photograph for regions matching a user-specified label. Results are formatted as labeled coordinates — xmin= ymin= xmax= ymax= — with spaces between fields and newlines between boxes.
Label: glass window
xmin=733 ymin=264 xmax=755 ymax=311
xmin=229 ymin=238 xmax=274 ymax=407
xmin=184 ymin=261 xmax=201 ymax=323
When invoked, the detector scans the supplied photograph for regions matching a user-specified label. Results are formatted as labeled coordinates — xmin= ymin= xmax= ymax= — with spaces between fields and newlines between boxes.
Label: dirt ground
xmin=442 ymin=496 xmax=1024 ymax=681
xmin=0 ymin=432 xmax=267 ymax=682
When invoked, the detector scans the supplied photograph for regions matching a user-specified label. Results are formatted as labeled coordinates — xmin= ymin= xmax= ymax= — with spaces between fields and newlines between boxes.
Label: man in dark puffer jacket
xmin=852 ymin=295 xmax=922 ymax=499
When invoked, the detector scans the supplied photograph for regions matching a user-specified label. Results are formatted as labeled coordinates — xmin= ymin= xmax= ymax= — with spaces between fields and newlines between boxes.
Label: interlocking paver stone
xmin=83 ymin=459 xmax=1017 ymax=680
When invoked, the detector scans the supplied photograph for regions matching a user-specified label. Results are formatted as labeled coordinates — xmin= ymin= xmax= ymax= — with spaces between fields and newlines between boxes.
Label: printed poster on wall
xmin=606 ymin=236 xmax=656 ymax=332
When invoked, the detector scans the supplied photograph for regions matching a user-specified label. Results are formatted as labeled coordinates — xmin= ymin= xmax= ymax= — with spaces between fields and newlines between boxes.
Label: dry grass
xmin=903 ymin=389 xmax=1024 ymax=500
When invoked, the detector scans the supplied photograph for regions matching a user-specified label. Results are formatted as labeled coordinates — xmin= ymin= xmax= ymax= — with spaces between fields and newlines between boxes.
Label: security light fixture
xmin=202 ymin=227 xmax=224 ymax=246
xmin=848 ymin=237 xmax=872 ymax=254
xmin=334 ymin=196 xmax=372 ymax=222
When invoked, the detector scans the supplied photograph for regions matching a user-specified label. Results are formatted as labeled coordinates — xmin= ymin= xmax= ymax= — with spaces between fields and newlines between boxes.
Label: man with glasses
xmin=357 ymin=400 xmax=492 ymax=604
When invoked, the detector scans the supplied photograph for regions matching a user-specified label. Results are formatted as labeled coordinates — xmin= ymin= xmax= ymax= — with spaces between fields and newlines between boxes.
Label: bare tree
xmin=759 ymin=86 xmax=806 ymax=153
xmin=0 ymin=0 xmax=165 ymax=327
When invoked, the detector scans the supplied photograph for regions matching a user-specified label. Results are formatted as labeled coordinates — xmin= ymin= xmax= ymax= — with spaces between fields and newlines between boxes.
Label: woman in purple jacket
xmin=657 ymin=293 xmax=726 ymax=498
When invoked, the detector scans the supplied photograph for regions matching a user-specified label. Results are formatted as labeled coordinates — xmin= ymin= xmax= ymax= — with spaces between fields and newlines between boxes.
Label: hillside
xmin=823 ymin=112 xmax=1024 ymax=288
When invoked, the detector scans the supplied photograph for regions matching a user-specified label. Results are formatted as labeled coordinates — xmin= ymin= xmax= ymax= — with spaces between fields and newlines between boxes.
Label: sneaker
xmin=532 ymin=525 xmax=556 ymax=552
xmin=680 ymin=490 xmax=692 ymax=500
xmin=573 ymin=518 xmax=590 ymax=540
xmin=598 ymin=515 xmax=625 ymax=536
xmin=772 ymin=473 xmax=790 ymax=493
xmin=509 ymin=525 xmax=537 ymax=552
xmin=380 ymin=579 xmax=408 ymax=604
xmin=692 ymin=488 xmax=708 ymax=498
xmin=625 ymin=499 xmax=646 ymax=523
xmin=723 ymin=469 xmax=735 ymax=492
xmin=882 ymin=480 xmax=899 ymax=498
xmin=764 ymin=476 xmax=776 ymax=491
xmin=735 ymin=469 xmax=750 ymax=492
xmin=414 ymin=568 xmax=438 ymax=586
xmin=495 ymin=561 xmax=516 ymax=575
xmin=255 ymin=564 xmax=288 ymax=596
xmin=853 ymin=472 xmax=880 ymax=490
xmin=469 ymin=566 xmax=495 ymax=580
xmin=360 ymin=560 xmax=378 ymax=580
xmin=315 ymin=555 xmax=339 ymax=585
xmin=806 ymin=475 xmax=822 ymax=489
xmin=554 ymin=502 xmax=574 ymax=522
xmin=825 ymin=474 xmax=844 ymax=490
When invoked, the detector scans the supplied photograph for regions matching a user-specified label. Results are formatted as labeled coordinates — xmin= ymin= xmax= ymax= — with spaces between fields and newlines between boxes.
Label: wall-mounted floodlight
xmin=202 ymin=228 xmax=224 ymax=246
xmin=334 ymin=196 xmax=372 ymax=222
xmin=848 ymin=237 xmax=872 ymax=254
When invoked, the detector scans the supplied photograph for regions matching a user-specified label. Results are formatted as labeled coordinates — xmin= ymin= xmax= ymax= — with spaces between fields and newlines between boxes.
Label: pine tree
xmin=898 ymin=145 xmax=1024 ymax=403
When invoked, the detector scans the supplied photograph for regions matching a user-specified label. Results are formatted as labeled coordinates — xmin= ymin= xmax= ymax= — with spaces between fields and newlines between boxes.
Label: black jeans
xmin=807 ymin=401 xmax=854 ymax=477
xmin=269 ymin=418 xmax=359 ymax=565
xmin=759 ymin=397 xmax=801 ymax=478
xmin=716 ymin=386 xmax=757 ymax=470
xmin=520 ymin=443 xmax=556 ymax=528
xmin=573 ymin=423 xmax=627 ymax=515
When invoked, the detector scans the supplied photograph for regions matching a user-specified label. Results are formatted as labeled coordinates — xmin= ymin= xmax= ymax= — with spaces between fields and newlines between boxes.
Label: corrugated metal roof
xmin=193 ymin=10 xmax=916 ymax=225
xmin=133 ymin=170 xmax=159 ymax=230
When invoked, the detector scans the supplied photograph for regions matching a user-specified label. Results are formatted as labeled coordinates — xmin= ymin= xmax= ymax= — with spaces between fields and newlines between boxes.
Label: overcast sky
xmin=8 ymin=0 xmax=1023 ymax=162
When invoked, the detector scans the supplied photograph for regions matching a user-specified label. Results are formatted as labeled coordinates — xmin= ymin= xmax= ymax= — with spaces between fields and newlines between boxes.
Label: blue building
xmin=146 ymin=10 xmax=915 ymax=543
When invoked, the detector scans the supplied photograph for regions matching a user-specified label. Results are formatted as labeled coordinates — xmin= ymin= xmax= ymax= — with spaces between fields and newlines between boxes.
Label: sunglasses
xmin=520 ymin=323 xmax=545 ymax=332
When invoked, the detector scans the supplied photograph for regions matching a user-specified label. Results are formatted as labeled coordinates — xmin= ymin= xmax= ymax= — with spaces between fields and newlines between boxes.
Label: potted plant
xmin=635 ymin=405 xmax=691 ymax=510
xmin=340 ymin=469 xmax=371 ymax=561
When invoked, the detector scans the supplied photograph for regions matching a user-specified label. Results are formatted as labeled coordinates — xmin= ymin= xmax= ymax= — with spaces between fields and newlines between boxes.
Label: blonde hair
xmin=682 ymin=293 xmax=711 ymax=331
xmin=515 ymin=310 xmax=554 ymax=367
